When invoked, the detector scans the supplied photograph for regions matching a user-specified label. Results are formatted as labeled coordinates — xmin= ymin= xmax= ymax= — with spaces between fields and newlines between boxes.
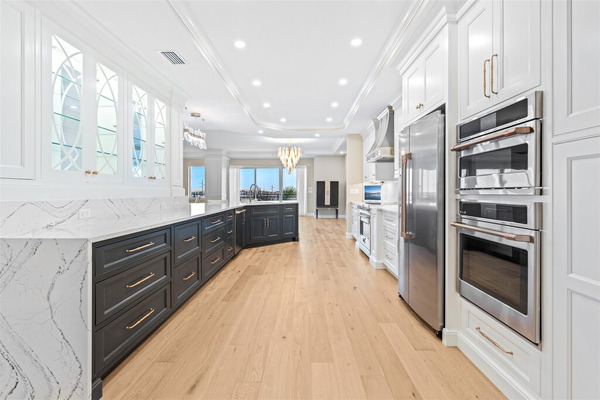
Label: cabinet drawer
xmin=249 ymin=205 xmax=280 ymax=216
xmin=93 ymin=284 xmax=170 ymax=377
xmin=282 ymin=204 xmax=297 ymax=214
xmin=461 ymin=301 xmax=542 ymax=395
xmin=202 ymin=246 xmax=225 ymax=283
xmin=202 ymin=227 xmax=225 ymax=254
xmin=383 ymin=227 xmax=397 ymax=250
xmin=95 ymin=252 xmax=170 ymax=326
xmin=202 ymin=213 xmax=225 ymax=233
xmin=382 ymin=212 xmax=398 ymax=230
xmin=94 ymin=229 xmax=170 ymax=279
xmin=173 ymin=220 xmax=201 ymax=265
xmin=382 ymin=244 xmax=398 ymax=271
xmin=225 ymin=210 xmax=234 ymax=223
xmin=172 ymin=256 xmax=201 ymax=306
xmin=224 ymin=222 xmax=234 ymax=239
xmin=224 ymin=238 xmax=234 ymax=261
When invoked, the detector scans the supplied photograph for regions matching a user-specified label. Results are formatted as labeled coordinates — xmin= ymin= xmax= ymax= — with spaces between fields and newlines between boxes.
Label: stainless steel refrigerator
xmin=398 ymin=110 xmax=445 ymax=334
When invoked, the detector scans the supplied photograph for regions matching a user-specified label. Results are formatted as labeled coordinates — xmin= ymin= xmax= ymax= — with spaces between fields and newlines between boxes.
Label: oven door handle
xmin=451 ymin=126 xmax=534 ymax=152
xmin=451 ymin=221 xmax=533 ymax=243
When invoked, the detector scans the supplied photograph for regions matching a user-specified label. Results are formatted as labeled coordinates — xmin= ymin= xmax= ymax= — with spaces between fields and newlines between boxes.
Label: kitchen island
xmin=0 ymin=199 xmax=298 ymax=400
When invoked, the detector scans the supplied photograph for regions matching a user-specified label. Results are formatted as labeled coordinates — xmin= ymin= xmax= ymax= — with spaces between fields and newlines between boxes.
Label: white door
xmin=403 ymin=62 xmax=424 ymax=122
xmin=553 ymin=135 xmax=600 ymax=399
xmin=459 ymin=0 xmax=494 ymax=119
xmin=553 ymin=0 xmax=600 ymax=136
xmin=491 ymin=0 xmax=541 ymax=103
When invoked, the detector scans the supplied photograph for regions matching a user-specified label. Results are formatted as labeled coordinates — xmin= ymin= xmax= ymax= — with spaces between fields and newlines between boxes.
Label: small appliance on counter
xmin=363 ymin=184 xmax=382 ymax=204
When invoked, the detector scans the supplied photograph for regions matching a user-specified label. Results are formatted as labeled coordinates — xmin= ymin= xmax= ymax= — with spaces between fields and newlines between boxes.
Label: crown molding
xmin=167 ymin=0 xmax=428 ymax=133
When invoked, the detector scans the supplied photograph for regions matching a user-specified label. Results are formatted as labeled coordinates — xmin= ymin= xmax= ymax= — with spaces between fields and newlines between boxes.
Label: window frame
xmin=238 ymin=166 xmax=298 ymax=202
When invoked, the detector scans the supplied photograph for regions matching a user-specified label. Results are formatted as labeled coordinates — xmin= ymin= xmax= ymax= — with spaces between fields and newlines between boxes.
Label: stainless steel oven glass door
xmin=455 ymin=119 xmax=541 ymax=194
xmin=358 ymin=212 xmax=371 ymax=252
xmin=455 ymin=220 xmax=540 ymax=343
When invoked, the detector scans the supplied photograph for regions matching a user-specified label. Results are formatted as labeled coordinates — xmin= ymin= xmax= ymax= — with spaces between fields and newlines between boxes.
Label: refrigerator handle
xmin=400 ymin=153 xmax=413 ymax=239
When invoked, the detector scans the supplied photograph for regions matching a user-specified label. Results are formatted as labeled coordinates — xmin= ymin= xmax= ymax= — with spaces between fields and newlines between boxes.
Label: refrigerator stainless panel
xmin=398 ymin=110 xmax=445 ymax=333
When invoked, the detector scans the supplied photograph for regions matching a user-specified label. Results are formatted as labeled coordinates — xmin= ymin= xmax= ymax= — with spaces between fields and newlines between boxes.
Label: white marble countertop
xmin=349 ymin=201 xmax=399 ymax=213
xmin=2 ymin=201 xmax=298 ymax=242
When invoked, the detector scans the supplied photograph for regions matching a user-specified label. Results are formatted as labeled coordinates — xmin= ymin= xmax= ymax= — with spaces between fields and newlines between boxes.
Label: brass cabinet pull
xmin=450 ymin=126 xmax=534 ymax=152
xmin=210 ymin=219 xmax=222 ymax=225
xmin=148 ymin=176 xmax=156 ymax=180
xmin=210 ymin=236 xmax=221 ymax=243
xmin=182 ymin=271 xmax=196 ymax=281
xmin=386 ymin=235 xmax=394 ymax=240
xmin=227 ymin=230 xmax=233 ymax=234
xmin=476 ymin=327 xmax=513 ymax=355
xmin=264 ymin=218 xmax=267 ymax=228
xmin=182 ymin=236 xmax=196 ymax=243
xmin=451 ymin=221 xmax=533 ymax=243
xmin=483 ymin=59 xmax=491 ymax=98
xmin=85 ymin=170 xmax=92 ymax=175
xmin=491 ymin=54 xmax=498 ymax=95
xmin=125 ymin=272 xmax=155 ymax=288
xmin=400 ymin=153 xmax=413 ymax=240
xmin=227 ymin=247 xmax=233 ymax=252
xmin=125 ymin=242 xmax=155 ymax=253
xmin=125 ymin=308 xmax=155 ymax=330
xmin=235 ymin=209 xmax=246 ymax=215
xmin=92 ymin=170 xmax=98 ymax=175
xmin=210 ymin=257 xmax=220 ymax=265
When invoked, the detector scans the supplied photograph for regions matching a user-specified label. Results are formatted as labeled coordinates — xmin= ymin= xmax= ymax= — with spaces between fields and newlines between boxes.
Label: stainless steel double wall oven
xmin=453 ymin=91 xmax=543 ymax=344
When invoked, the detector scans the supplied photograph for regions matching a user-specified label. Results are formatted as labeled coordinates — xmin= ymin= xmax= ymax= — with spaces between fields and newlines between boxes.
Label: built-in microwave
xmin=453 ymin=91 xmax=543 ymax=195
xmin=363 ymin=184 xmax=382 ymax=203
xmin=453 ymin=199 xmax=542 ymax=344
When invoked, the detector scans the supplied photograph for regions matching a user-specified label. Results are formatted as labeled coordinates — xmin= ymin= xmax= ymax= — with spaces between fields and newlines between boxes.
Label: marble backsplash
xmin=0 ymin=196 xmax=188 ymax=237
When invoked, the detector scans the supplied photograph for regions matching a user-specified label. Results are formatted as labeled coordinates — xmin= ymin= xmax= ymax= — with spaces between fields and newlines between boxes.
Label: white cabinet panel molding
xmin=0 ymin=0 xmax=35 ymax=180
xmin=553 ymin=135 xmax=600 ymax=400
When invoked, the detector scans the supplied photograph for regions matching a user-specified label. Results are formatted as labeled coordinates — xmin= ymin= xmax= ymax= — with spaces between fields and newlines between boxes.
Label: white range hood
xmin=366 ymin=106 xmax=394 ymax=163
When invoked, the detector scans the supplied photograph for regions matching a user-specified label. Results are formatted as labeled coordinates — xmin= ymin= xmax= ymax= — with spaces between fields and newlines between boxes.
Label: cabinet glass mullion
xmin=131 ymin=85 xmax=148 ymax=178
xmin=96 ymin=62 xmax=119 ymax=175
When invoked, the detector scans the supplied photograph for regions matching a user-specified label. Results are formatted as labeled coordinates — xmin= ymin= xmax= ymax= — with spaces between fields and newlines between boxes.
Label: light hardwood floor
xmin=103 ymin=217 xmax=505 ymax=400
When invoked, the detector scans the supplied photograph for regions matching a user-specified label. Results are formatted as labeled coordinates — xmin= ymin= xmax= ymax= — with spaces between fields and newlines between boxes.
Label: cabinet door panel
xmin=265 ymin=215 xmax=280 ymax=240
xmin=492 ymin=0 xmax=541 ymax=102
xmin=424 ymin=37 xmax=444 ymax=108
xmin=553 ymin=136 xmax=600 ymax=399
xmin=404 ymin=63 xmax=424 ymax=122
xmin=459 ymin=1 xmax=493 ymax=118
xmin=249 ymin=216 xmax=266 ymax=243
xmin=553 ymin=0 xmax=600 ymax=135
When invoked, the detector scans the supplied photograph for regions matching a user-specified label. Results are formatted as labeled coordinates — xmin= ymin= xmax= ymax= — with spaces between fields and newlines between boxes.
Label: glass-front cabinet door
xmin=45 ymin=30 xmax=124 ymax=183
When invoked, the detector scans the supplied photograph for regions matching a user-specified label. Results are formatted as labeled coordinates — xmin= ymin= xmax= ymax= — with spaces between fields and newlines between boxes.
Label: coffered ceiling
xmin=71 ymin=0 xmax=465 ymax=158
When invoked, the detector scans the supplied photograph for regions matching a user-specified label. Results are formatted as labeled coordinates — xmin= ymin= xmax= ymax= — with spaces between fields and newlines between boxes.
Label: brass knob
xmin=92 ymin=170 xmax=98 ymax=175
xmin=85 ymin=170 xmax=92 ymax=175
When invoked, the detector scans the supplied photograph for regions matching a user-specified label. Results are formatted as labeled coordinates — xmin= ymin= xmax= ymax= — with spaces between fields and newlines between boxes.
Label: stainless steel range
xmin=356 ymin=203 xmax=371 ymax=256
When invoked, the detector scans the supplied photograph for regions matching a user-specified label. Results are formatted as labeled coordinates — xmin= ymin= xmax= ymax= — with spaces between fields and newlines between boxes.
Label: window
xmin=51 ymin=35 xmax=83 ymax=171
xmin=282 ymin=169 xmax=297 ymax=200
xmin=239 ymin=167 xmax=297 ymax=201
xmin=190 ymin=166 xmax=206 ymax=199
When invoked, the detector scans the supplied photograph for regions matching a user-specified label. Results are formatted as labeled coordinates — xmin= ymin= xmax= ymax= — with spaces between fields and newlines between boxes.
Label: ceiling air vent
xmin=159 ymin=51 xmax=185 ymax=65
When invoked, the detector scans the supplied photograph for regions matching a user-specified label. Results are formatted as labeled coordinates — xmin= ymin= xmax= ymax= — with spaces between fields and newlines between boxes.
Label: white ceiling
xmin=73 ymin=0 xmax=465 ymax=159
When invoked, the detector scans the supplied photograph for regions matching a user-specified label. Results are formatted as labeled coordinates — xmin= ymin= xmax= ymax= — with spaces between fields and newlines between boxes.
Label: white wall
xmin=346 ymin=134 xmax=363 ymax=231
xmin=314 ymin=156 xmax=346 ymax=217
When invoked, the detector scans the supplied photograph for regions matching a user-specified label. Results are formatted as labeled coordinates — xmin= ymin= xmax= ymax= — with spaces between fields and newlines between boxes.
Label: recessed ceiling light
xmin=263 ymin=102 xmax=271 ymax=109
xmin=351 ymin=38 xmax=362 ymax=47
xmin=331 ymin=102 xmax=339 ymax=108
xmin=252 ymin=79 xmax=261 ymax=87
xmin=315 ymin=133 xmax=320 ymax=137
xmin=234 ymin=40 xmax=246 ymax=49
xmin=258 ymin=130 xmax=264 ymax=134
xmin=326 ymin=117 xmax=333 ymax=122
xmin=280 ymin=117 xmax=287 ymax=123
xmin=338 ymin=78 xmax=348 ymax=86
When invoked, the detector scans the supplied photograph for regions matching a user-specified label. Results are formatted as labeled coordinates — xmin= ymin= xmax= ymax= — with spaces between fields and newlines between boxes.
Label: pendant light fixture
xmin=183 ymin=110 xmax=207 ymax=149
xmin=278 ymin=145 xmax=302 ymax=174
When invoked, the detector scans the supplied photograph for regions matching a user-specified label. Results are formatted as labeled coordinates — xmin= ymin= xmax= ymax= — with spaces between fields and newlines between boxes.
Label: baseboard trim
xmin=314 ymin=215 xmax=347 ymax=219
xmin=345 ymin=233 xmax=354 ymax=239
xmin=456 ymin=332 xmax=540 ymax=400
xmin=442 ymin=329 xmax=459 ymax=346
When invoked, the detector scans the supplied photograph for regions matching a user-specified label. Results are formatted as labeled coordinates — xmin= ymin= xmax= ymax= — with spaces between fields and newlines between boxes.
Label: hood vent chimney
xmin=366 ymin=106 xmax=394 ymax=163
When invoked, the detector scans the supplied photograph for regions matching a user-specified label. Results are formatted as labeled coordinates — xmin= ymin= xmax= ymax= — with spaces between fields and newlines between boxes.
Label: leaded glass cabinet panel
xmin=96 ymin=63 xmax=119 ymax=175
xmin=131 ymin=85 xmax=148 ymax=178
xmin=154 ymin=99 xmax=167 ymax=180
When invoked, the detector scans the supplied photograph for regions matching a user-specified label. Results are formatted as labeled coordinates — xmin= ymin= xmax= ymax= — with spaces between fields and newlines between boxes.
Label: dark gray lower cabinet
xmin=92 ymin=204 xmax=298 ymax=398
xmin=93 ymin=284 xmax=170 ymax=378
xmin=172 ymin=256 xmax=201 ymax=306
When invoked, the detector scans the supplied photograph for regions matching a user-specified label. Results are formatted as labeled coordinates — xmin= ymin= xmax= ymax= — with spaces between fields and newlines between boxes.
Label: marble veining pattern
xmin=0 ymin=239 xmax=91 ymax=400
xmin=0 ymin=196 xmax=188 ymax=238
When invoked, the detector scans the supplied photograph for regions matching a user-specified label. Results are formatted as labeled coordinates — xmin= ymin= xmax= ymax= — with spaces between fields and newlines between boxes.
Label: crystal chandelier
xmin=183 ymin=124 xmax=207 ymax=149
xmin=278 ymin=145 xmax=302 ymax=174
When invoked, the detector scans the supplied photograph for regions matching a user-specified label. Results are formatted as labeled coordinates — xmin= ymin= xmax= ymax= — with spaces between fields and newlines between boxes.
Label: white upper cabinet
xmin=401 ymin=32 xmax=445 ymax=124
xmin=1 ymin=1 xmax=35 ymax=180
xmin=553 ymin=0 xmax=600 ymax=136
xmin=458 ymin=0 xmax=541 ymax=119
